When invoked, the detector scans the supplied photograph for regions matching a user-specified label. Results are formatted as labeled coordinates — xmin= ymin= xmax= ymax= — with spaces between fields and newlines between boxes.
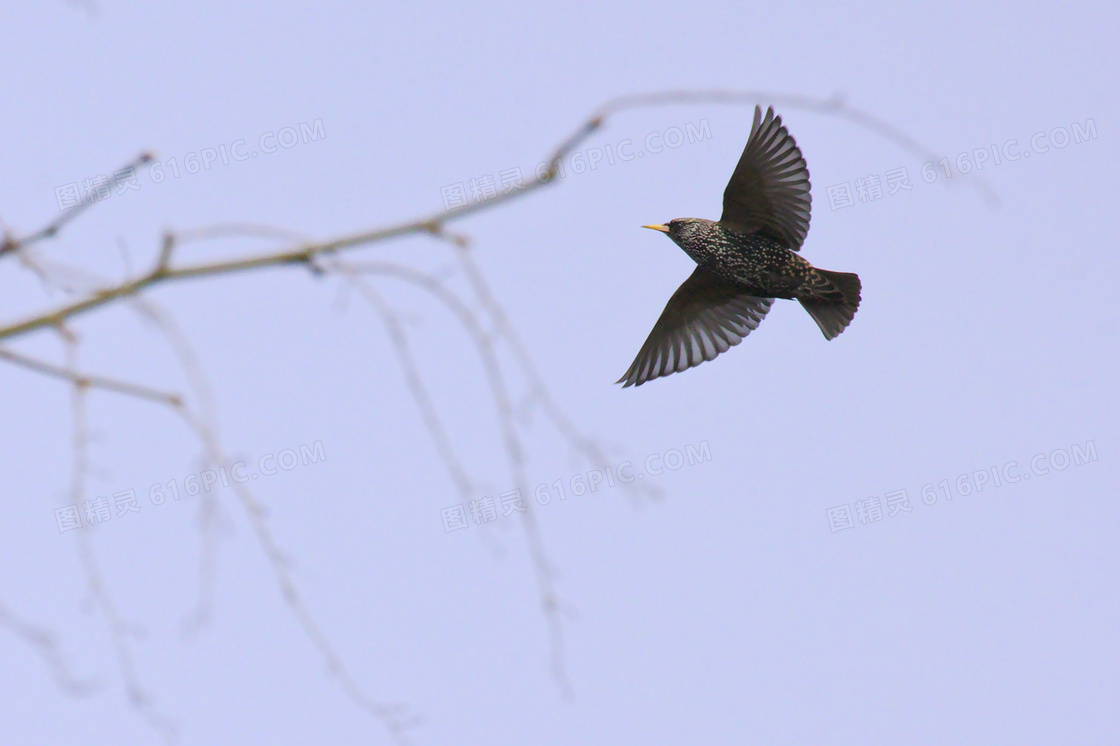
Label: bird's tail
xmin=798 ymin=269 xmax=861 ymax=340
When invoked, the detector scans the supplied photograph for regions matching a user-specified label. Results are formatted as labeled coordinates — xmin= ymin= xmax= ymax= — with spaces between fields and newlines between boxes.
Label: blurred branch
xmin=0 ymin=347 xmax=182 ymax=405
xmin=333 ymin=263 xmax=477 ymax=500
xmin=0 ymin=599 xmax=96 ymax=696
xmin=333 ymin=258 xmax=574 ymax=695
xmin=64 ymin=339 xmax=179 ymax=742
xmin=593 ymin=89 xmax=1000 ymax=205
xmin=1 ymin=89 xmax=969 ymax=740
xmin=11 ymin=327 xmax=418 ymax=743
xmin=1 ymin=89 xmax=992 ymax=346
xmin=0 ymin=152 xmax=154 ymax=261
xmin=0 ymin=119 xmax=596 ymax=342
xmin=172 ymin=401 xmax=423 ymax=743
xmin=446 ymin=240 xmax=662 ymax=503
xmin=122 ymin=297 xmax=224 ymax=636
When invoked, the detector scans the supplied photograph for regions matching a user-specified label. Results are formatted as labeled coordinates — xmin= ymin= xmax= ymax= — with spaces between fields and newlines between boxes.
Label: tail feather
xmin=798 ymin=269 xmax=861 ymax=340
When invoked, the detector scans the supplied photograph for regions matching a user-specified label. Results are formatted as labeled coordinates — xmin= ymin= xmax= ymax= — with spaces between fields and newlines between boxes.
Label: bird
xmin=617 ymin=105 xmax=861 ymax=388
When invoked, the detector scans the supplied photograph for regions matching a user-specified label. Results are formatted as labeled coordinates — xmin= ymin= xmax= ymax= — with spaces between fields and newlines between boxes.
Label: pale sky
xmin=1 ymin=2 xmax=1117 ymax=744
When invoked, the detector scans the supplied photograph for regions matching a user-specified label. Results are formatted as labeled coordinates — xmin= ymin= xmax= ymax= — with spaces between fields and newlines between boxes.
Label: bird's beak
xmin=642 ymin=224 xmax=670 ymax=233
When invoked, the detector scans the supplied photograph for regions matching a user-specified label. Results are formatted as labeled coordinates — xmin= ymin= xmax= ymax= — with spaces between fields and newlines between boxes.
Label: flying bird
xmin=618 ymin=105 xmax=861 ymax=387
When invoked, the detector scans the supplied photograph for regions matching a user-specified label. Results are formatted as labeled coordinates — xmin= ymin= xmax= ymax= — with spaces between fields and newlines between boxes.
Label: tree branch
xmin=2 ymin=89 xmax=982 ymax=739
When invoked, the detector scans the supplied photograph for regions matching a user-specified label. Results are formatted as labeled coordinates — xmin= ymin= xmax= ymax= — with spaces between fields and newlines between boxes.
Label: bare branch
xmin=64 ymin=339 xmax=179 ymax=742
xmin=2 ymin=90 xmax=970 ymax=346
xmin=334 ymin=259 xmax=573 ymax=696
xmin=2 ymin=89 xmax=980 ymax=732
xmin=172 ymin=223 xmax=313 ymax=246
xmin=0 ymin=347 xmax=182 ymax=406
xmin=31 ymin=329 xmax=416 ymax=742
xmin=121 ymin=297 xmax=225 ymax=635
xmin=172 ymin=405 xmax=422 ymax=742
xmin=591 ymin=89 xmax=999 ymax=205
xmin=0 ymin=152 xmax=154 ymax=260
xmin=0 ymin=599 xmax=97 ymax=696
xmin=445 ymin=239 xmax=662 ymax=503
xmin=337 ymin=268 xmax=476 ymax=500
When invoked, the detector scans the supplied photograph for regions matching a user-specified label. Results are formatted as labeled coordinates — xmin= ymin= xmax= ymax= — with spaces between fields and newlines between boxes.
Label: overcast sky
xmin=1 ymin=2 xmax=1117 ymax=744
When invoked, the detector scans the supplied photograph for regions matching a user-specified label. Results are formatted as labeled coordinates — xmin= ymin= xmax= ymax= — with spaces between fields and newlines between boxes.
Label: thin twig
xmin=334 ymin=259 xmax=573 ymax=696
xmin=0 ymin=599 xmax=97 ymax=695
xmin=172 ymin=223 xmax=313 ymax=246
xmin=321 ymin=260 xmax=517 ymax=563
xmin=123 ymin=296 xmax=225 ymax=635
xmin=2 ymin=89 xmax=985 ymax=727
xmin=592 ymin=89 xmax=1000 ymax=205
xmin=2 ymin=90 xmax=990 ymax=347
xmin=64 ymin=337 xmax=179 ymax=742
xmin=0 ymin=347 xmax=182 ymax=406
xmin=0 ymin=152 xmax=154 ymax=259
xmin=172 ymin=404 xmax=422 ymax=742
xmin=335 ymin=269 xmax=476 ymax=501
xmin=444 ymin=238 xmax=662 ymax=503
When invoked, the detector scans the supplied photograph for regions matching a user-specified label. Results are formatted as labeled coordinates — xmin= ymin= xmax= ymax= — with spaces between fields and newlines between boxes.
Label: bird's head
xmin=642 ymin=218 xmax=709 ymax=245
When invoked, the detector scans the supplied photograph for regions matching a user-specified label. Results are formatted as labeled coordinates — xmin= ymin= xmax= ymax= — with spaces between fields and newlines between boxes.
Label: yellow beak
xmin=642 ymin=224 xmax=670 ymax=233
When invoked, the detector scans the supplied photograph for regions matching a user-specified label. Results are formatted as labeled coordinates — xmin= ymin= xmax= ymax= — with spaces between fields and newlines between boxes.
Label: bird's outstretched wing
xmin=721 ymin=105 xmax=812 ymax=251
xmin=617 ymin=266 xmax=772 ymax=387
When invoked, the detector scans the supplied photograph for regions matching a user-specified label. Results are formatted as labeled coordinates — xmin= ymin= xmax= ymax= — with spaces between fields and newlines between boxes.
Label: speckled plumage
xmin=671 ymin=218 xmax=820 ymax=299
xmin=618 ymin=105 xmax=862 ymax=388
